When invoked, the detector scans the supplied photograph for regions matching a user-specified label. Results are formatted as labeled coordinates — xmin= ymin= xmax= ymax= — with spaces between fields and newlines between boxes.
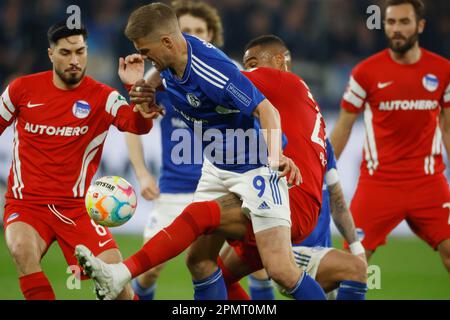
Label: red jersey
xmin=243 ymin=67 xmax=327 ymax=206
xmin=342 ymin=48 xmax=450 ymax=180
xmin=0 ymin=71 xmax=152 ymax=206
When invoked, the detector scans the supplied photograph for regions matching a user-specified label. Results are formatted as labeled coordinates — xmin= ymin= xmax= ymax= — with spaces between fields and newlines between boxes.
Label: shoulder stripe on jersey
xmin=72 ymin=131 xmax=108 ymax=197
xmin=192 ymin=55 xmax=229 ymax=81
xmin=349 ymin=76 xmax=366 ymax=99
xmin=105 ymin=91 xmax=128 ymax=117
xmin=192 ymin=65 xmax=225 ymax=89
xmin=192 ymin=60 xmax=227 ymax=85
xmin=1 ymin=86 xmax=15 ymax=113
xmin=343 ymin=89 xmax=364 ymax=108
xmin=12 ymin=120 xmax=24 ymax=199
xmin=0 ymin=100 xmax=13 ymax=121
xmin=363 ymin=103 xmax=378 ymax=175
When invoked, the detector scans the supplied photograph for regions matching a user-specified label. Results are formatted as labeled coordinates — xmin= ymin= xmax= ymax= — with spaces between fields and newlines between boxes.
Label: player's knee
xmin=185 ymin=252 xmax=217 ymax=279
xmin=8 ymin=240 xmax=40 ymax=271
xmin=265 ymin=263 xmax=299 ymax=290
xmin=342 ymin=256 xmax=368 ymax=283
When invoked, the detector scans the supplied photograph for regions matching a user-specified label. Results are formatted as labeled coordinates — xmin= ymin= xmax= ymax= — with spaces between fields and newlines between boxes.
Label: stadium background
xmin=0 ymin=0 xmax=449 ymax=299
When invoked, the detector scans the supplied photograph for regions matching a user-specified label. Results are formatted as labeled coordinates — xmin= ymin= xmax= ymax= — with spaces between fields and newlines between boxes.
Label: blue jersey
xmin=296 ymin=138 xmax=336 ymax=248
xmin=157 ymin=91 xmax=202 ymax=193
xmin=160 ymin=34 xmax=266 ymax=173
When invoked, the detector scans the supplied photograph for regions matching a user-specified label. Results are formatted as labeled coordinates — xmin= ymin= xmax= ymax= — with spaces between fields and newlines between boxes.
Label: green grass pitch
xmin=0 ymin=233 xmax=448 ymax=300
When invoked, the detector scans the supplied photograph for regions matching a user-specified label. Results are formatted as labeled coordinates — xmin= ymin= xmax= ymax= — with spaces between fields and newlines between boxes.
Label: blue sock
xmin=193 ymin=268 xmax=227 ymax=300
xmin=288 ymin=272 xmax=327 ymax=300
xmin=248 ymin=275 xmax=275 ymax=300
xmin=131 ymin=278 xmax=156 ymax=300
xmin=336 ymin=280 xmax=367 ymax=300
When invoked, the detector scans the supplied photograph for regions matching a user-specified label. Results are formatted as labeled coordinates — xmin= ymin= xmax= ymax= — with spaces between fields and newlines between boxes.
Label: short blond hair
xmin=125 ymin=2 xmax=179 ymax=41
xmin=171 ymin=0 xmax=224 ymax=47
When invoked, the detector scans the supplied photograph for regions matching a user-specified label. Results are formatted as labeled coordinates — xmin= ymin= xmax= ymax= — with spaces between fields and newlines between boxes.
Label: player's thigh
xmin=406 ymin=176 xmax=450 ymax=250
xmin=143 ymin=193 xmax=194 ymax=240
xmin=3 ymin=204 xmax=54 ymax=271
xmin=350 ymin=180 xmax=405 ymax=251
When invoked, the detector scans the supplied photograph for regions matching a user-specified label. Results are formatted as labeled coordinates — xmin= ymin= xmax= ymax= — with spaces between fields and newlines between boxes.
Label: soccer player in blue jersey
xmin=75 ymin=3 xmax=328 ymax=300
xmin=125 ymin=1 xmax=229 ymax=300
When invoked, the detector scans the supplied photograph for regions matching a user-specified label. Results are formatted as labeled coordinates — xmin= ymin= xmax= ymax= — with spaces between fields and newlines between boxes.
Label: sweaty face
xmin=384 ymin=4 xmax=424 ymax=54
xmin=243 ymin=45 xmax=289 ymax=71
xmin=50 ymin=35 xmax=87 ymax=86
xmin=178 ymin=14 xmax=213 ymax=43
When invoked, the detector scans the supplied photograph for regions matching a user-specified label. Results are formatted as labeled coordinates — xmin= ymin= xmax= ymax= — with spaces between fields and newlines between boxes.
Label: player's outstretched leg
xmin=75 ymin=200 xmax=223 ymax=299
xmin=5 ymin=222 xmax=55 ymax=300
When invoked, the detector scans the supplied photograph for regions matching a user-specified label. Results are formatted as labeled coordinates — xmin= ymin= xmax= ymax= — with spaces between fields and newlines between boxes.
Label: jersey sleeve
xmin=104 ymin=89 xmax=153 ymax=134
xmin=0 ymin=78 xmax=22 ymax=135
xmin=341 ymin=64 xmax=369 ymax=113
xmin=194 ymin=57 xmax=266 ymax=116
xmin=325 ymin=138 xmax=340 ymax=186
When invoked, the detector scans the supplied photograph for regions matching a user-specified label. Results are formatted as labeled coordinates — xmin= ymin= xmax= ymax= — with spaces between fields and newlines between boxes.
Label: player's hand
xmin=138 ymin=171 xmax=160 ymax=200
xmin=130 ymin=79 xmax=156 ymax=105
xmin=118 ymin=54 xmax=145 ymax=85
xmin=270 ymin=155 xmax=302 ymax=185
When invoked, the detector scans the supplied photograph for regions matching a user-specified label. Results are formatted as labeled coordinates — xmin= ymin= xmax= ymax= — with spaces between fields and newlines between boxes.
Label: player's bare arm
xmin=253 ymin=99 xmax=302 ymax=185
xmin=125 ymin=133 xmax=160 ymax=200
xmin=330 ymin=109 xmax=359 ymax=159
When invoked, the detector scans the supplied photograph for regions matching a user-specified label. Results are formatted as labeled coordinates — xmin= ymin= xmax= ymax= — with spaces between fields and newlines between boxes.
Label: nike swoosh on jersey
xmin=27 ymin=102 xmax=45 ymax=108
xmin=377 ymin=81 xmax=394 ymax=89
xmin=98 ymin=239 xmax=113 ymax=247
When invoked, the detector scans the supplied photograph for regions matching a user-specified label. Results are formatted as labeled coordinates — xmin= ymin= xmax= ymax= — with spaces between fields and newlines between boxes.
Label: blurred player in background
xmin=0 ymin=21 xmax=153 ymax=300
xmin=331 ymin=0 xmax=450 ymax=273
xmin=218 ymin=35 xmax=367 ymax=301
xmin=125 ymin=0 xmax=230 ymax=300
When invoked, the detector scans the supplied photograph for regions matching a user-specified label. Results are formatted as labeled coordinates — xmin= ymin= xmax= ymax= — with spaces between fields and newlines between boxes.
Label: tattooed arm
xmin=328 ymin=181 xmax=366 ymax=261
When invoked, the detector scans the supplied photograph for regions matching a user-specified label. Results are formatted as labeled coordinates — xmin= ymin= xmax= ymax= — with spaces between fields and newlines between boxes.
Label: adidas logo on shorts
xmin=258 ymin=201 xmax=271 ymax=210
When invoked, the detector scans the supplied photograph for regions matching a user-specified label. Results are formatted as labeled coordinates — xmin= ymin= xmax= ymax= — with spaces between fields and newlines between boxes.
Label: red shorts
xmin=227 ymin=187 xmax=320 ymax=272
xmin=349 ymin=174 xmax=450 ymax=251
xmin=3 ymin=201 xmax=118 ymax=270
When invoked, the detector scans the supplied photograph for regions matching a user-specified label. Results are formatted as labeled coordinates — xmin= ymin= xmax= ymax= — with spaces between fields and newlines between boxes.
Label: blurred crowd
xmin=0 ymin=0 xmax=449 ymax=110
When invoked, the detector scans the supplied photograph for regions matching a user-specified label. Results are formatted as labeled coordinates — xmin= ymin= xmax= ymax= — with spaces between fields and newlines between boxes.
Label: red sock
xmin=124 ymin=201 xmax=221 ymax=278
xmin=19 ymin=271 xmax=55 ymax=300
xmin=133 ymin=294 xmax=140 ymax=300
xmin=217 ymin=257 xmax=250 ymax=300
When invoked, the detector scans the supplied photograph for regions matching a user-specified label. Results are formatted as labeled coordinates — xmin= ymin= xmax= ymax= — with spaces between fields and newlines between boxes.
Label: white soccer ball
xmin=85 ymin=176 xmax=137 ymax=227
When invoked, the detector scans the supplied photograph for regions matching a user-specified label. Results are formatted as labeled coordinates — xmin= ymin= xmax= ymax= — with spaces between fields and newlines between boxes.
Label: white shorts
xmin=193 ymin=159 xmax=291 ymax=233
xmin=292 ymin=245 xmax=333 ymax=278
xmin=143 ymin=193 xmax=194 ymax=239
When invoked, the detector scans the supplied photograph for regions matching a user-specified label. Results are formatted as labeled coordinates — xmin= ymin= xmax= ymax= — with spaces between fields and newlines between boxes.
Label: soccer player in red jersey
xmin=0 ymin=21 xmax=153 ymax=299
xmin=331 ymin=0 xmax=450 ymax=272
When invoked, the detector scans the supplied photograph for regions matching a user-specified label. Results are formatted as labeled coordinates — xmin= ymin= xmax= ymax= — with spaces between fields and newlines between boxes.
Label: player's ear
xmin=418 ymin=18 xmax=425 ymax=34
xmin=161 ymin=35 xmax=173 ymax=49
xmin=48 ymin=47 xmax=54 ymax=63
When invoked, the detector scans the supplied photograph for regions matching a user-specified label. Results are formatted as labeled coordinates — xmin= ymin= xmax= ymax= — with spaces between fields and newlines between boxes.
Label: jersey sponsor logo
xmin=226 ymin=83 xmax=252 ymax=107
xmin=6 ymin=212 xmax=20 ymax=223
xmin=215 ymin=105 xmax=240 ymax=115
xmin=72 ymin=100 xmax=91 ymax=119
xmin=172 ymin=106 xmax=208 ymax=124
xmin=422 ymin=74 xmax=439 ymax=92
xmin=378 ymin=100 xmax=439 ymax=111
xmin=24 ymin=122 xmax=89 ymax=136
xmin=377 ymin=81 xmax=393 ymax=89
xmin=27 ymin=101 xmax=45 ymax=108
xmin=186 ymin=93 xmax=201 ymax=108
